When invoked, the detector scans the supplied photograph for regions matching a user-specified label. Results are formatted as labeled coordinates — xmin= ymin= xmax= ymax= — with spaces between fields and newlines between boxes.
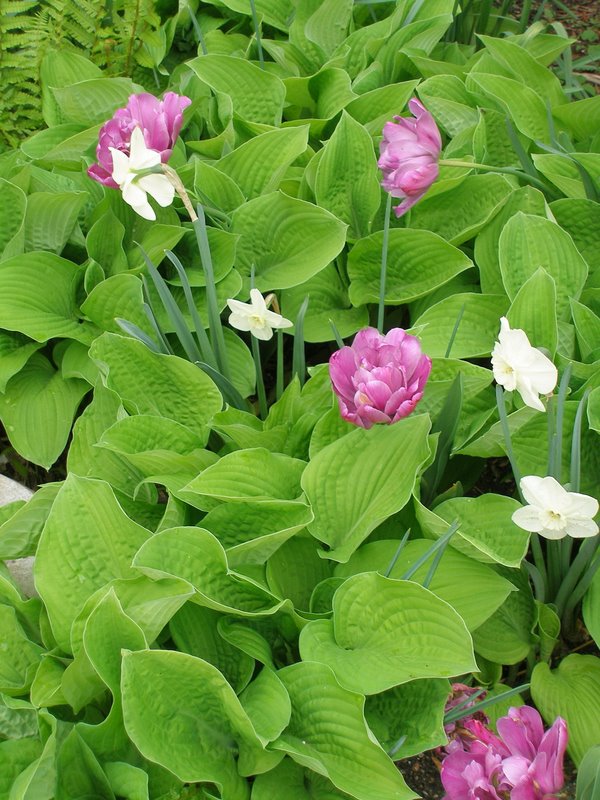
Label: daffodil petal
xmin=512 ymin=506 xmax=544 ymax=532
xmin=138 ymin=173 xmax=175 ymax=207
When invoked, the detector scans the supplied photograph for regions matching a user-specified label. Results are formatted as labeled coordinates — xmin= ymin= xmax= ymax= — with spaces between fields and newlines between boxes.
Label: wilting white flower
xmin=110 ymin=127 xmax=175 ymax=221
xmin=227 ymin=289 xmax=293 ymax=341
xmin=512 ymin=476 xmax=599 ymax=540
xmin=491 ymin=317 xmax=558 ymax=412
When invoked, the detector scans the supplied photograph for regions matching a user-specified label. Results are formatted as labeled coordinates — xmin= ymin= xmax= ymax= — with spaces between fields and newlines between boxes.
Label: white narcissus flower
xmin=491 ymin=317 xmax=558 ymax=412
xmin=227 ymin=289 xmax=293 ymax=341
xmin=109 ymin=127 xmax=175 ymax=221
xmin=512 ymin=476 xmax=599 ymax=540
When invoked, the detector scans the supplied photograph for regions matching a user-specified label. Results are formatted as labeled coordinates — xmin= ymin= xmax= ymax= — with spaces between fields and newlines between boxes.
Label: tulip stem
xmin=378 ymin=192 xmax=393 ymax=333
xmin=438 ymin=159 xmax=552 ymax=194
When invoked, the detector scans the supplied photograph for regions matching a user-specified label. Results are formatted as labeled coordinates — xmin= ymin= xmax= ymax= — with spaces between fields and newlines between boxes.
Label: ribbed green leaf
xmin=231 ymin=191 xmax=347 ymax=290
xmin=507 ymin=268 xmax=558 ymax=355
xmin=24 ymin=192 xmax=86 ymax=254
xmin=466 ymin=73 xmax=549 ymax=140
xmin=273 ymin=662 xmax=416 ymax=800
xmin=532 ymin=655 xmax=600 ymax=765
xmin=0 ymin=178 xmax=26 ymax=260
xmin=303 ymin=416 xmax=431 ymax=562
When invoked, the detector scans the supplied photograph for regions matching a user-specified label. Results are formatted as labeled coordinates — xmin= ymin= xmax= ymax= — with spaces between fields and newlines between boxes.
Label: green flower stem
xmin=276 ymin=329 xmax=284 ymax=400
xmin=524 ymin=561 xmax=545 ymax=603
xmin=251 ymin=335 xmax=268 ymax=420
xmin=377 ymin=192 xmax=393 ymax=333
xmin=193 ymin=205 xmax=231 ymax=380
xmin=438 ymin=159 xmax=551 ymax=194
xmin=444 ymin=683 xmax=530 ymax=725
xmin=563 ymin=554 xmax=600 ymax=626
xmin=249 ymin=0 xmax=265 ymax=68
xmin=554 ymin=536 xmax=600 ymax=619
xmin=495 ymin=385 xmax=523 ymax=497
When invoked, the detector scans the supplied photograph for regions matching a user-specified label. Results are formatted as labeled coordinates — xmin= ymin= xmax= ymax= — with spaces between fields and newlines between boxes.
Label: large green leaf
xmin=201 ymin=501 xmax=313 ymax=566
xmin=0 ymin=178 xmax=26 ymax=260
xmin=583 ymin=568 xmax=600 ymax=649
xmin=252 ymin=756 xmax=352 ymax=799
xmin=182 ymin=449 xmax=306 ymax=509
xmin=550 ymin=198 xmax=600 ymax=278
xmin=216 ymin=126 xmax=309 ymax=200
xmin=133 ymin=526 xmax=283 ymax=616
xmin=499 ymin=213 xmax=588 ymax=320
xmin=507 ymin=268 xmax=557 ymax=355
xmin=335 ymin=539 xmax=513 ymax=631
xmin=170 ymin=604 xmax=254 ymax=693
xmin=348 ymin=228 xmax=473 ymax=306
xmin=121 ymin=649 xmax=260 ymax=798
xmin=90 ymin=333 xmax=222 ymax=441
xmin=314 ymin=112 xmax=380 ymax=239
xmin=299 ymin=573 xmax=475 ymax=693
xmin=418 ymin=494 xmax=529 ymax=566
xmin=0 ymin=252 xmax=94 ymax=343
xmin=266 ymin=535 xmax=333 ymax=611
xmin=531 ymin=655 xmax=600 ymax=765
xmin=51 ymin=77 xmax=140 ymax=126
xmin=281 ymin=264 xmax=369 ymax=343
xmin=81 ymin=274 xmax=150 ymax=336
xmin=0 ymin=353 xmax=89 ymax=469
xmin=34 ymin=475 xmax=151 ymax=653
xmin=413 ymin=293 xmax=509 ymax=358
xmin=231 ymin=192 xmax=347 ymax=290
xmin=365 ymin=679 xmax=449 ymax=759
xmin=302 ymin=415 xmax=431 ymax=562
xmin=0 ymin=605 xmax=43 ymax=696
xmin=24 ymin=192 xmax=86 ymax=254
xmin=0 ymin=332 xmax=42 ymax=393
xmin=466 ymin=73 xmax=549 ymax=140
xmin=189 ymin=55 xmax=286 ymax=125
xmin=409 ymin=174 xmax=512 ymax=245
xmin=273 ymin=662 xmax=416 ymax=800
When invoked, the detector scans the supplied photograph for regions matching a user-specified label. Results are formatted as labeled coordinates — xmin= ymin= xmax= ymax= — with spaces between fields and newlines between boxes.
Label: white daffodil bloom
xmin=110 ymin=127 xmax=175 ymax=221
xmin=512 ymin=476 xmax=599 ymax=540
xmin=491 ymin=317 xmax=558 ymax=412
xmin=227 ymin=289 xmax=293 ymax=341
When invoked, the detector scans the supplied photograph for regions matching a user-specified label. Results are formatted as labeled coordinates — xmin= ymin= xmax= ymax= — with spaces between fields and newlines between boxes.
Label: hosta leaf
xmin=335 ymin=539 xmax=513 ymax=631
xmin=0 ymin=332 xmax=42 ymax=393
xmin=0 ymin=178 xmax=26 ymax=260
xmin=507 ymin=268 xmax=557 ymax=355
xmin=550 ymin=198 xmax=600 ymax=278
xmin=472 ymin=567 xmax=537 ymax=665
xmin=531 ymin=655 xmax=600 ymax=765
xmin=121 ymin=649 xmax=260 ymax=798
xmin=419 ymin=494 xmax=529 ymax=566
xmin=299 ymin=573 xmax=475 ymax=693
xmin=252 ymin=757 xmax=352 ymax=799
xmin=216 ymin=126 xmax=309 ymax=200
xmin=240 ymin=667 xmax=291 ymax=745
xmin=346 ymin=81 xmax=419 ymax=135
xmin=273 ymin=662 xmax=416 ymax=800
xmin=90 ymin=333 xmax=222 ymax=442
xmin=314 ymin=112 xmax=380 ymax=239
xmin=281 ymin=264 xmax=369 ymax=343
xmin=51 ymin=78 xmax=140 ymax=126
xmin=0 ymin=738 xmax=43 ymax=796
xmin=365 ymin=678 xmax=450 ymax=759
xmin=413 ymin=293 xmax=509 ymax=358
xmin=0 ymin=605 xmax=43 ymax=696
xmin=466 ymin=73 xmax=549 ymax=140
xmin=266 ymin=536 xmax=334 ymax=611
xmin=348 ymin=228 xmax=473 ymax=305
xmin=499 ymin=213 xmax=588 ymax=321
xmin=24 ymin=192 xmax=86 ymax=255
xmin=182 ymin=449 xmax=305 ymax=509
xmin=302 ymin=415 xmax=431 ymax=562
xmin=133 ymin=526 xmax=283 ymax=616
xmin=189 ymin=55 xmax=286 ymax=125
xmin=0 ymin=252 xmax=94 ymax=343
xmin=409 ymin=174 xmax=512 ymax=245
xmin=0 ymin=353 xmax=89 ymax=469
xmin=34 ymin=475 xmax=150 ymax=653
xmin=170 ymin=603 xmax=254 ymax=693
xmin=231 ymin=192 xmax=347 ymax=290
xmin=201 ymin=501 xmax=313 ymax=566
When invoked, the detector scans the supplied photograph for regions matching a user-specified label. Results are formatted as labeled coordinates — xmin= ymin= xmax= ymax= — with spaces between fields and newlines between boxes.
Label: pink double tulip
xmin=441 ymin=706 xmax=568 ymax=800
xmin=329 ymin=327 xmax=431 ymax=429
xmin=378 ymin=97 xmax=442 ymax=217
xmin=88 ymin=92 xmax=191 ymax=187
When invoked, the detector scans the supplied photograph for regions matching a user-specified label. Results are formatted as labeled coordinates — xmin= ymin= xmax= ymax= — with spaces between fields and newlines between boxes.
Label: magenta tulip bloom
xmin=378 ymin=98 xmax=442 ymax=217
xmin=329 ymin=327 xmax=431 ymax=429
xmin=497 ymin=708 xmax=568 ymax=799
xmin=88 ymin=92 xmax=192 ymax=188
xmin=441 ymin=742 xmax=511 ymax=800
